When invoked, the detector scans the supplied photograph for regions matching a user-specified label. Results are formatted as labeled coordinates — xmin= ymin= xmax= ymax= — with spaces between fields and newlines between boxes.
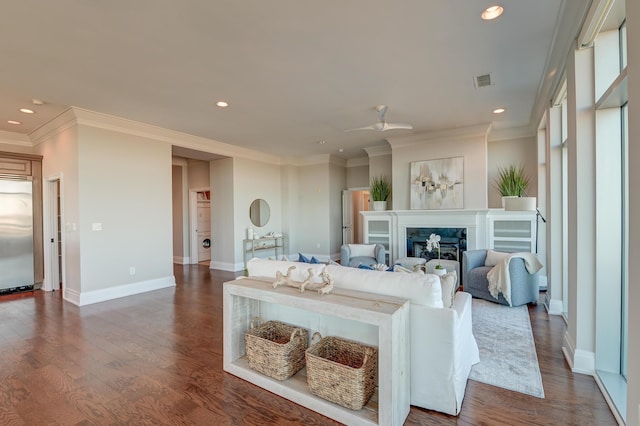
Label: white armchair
xmin=340 ymin=243 xmax=385 ymax=267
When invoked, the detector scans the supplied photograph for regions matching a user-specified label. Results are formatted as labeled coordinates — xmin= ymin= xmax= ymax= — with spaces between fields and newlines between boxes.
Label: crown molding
xmin=281 ymin=153 xmax=347 ymax=167
xmin=488 ymin=126 xmax=536 ymax=142
xmin=29 ymin=107 xmax=78 ymax=146
xmin=386 ymin=123 xmax=491 ymax=149
xmin=0 ymin=130 xmax=31 ymax=147
xmin=528 ymin=0 xmax=592 ymax=134
xmin=363 ymin=144 xmax=391 ymax=158
xmin=346 ymin=156 xmax=369 ymax=167
xmin=30 ymin=107 xmax=282 ymax=165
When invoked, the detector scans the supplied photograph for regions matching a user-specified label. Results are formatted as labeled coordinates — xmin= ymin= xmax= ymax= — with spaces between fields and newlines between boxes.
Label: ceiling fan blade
xmin=382 ymin=122 xmax=413 ymax=131
xmin=344 ymin=122 xmax=385 ymax=132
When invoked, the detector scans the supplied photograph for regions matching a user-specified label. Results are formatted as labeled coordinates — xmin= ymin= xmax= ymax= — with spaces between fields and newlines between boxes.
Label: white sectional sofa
xmin=245 ymin=258 xmax=480 ymax=416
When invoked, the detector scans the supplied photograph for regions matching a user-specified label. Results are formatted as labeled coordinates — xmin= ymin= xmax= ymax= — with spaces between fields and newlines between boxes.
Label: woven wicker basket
xmin=305 ymin=332 xmax=378 ymax=410
xmin=245 ymin=318 xmax=308 ymax=380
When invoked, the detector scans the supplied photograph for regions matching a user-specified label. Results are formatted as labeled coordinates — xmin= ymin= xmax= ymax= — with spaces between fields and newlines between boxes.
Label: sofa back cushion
xmin=325 ymin=264 xmax=443 ymax=308
xmin=247 ymin=258 xmax=326 ymax=283
xmin=348 ymin=243 xmax=376 ymax=258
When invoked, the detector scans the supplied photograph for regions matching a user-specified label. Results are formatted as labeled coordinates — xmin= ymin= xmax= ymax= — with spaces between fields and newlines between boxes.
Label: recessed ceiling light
xmin=7 ymin=120 xmax=21 ymax=125
xmin=19 ymin=108 xmax=35 ymax=114
xmin=338 ymin=148 xmax=344 ymax=153
xmin=216 ymin=101 xmax=229 ymax=108
xmin=482 ymin=5 xmax=504 ymax=20
xmin=493 ymin=108 xmax=506 ymax=114
xmin=32 ymin=99 xmax=44 ymax=105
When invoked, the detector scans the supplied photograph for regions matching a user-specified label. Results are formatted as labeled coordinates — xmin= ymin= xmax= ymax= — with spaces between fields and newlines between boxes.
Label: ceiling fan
xmin=345 ymin=105 xmax=413 ymax=132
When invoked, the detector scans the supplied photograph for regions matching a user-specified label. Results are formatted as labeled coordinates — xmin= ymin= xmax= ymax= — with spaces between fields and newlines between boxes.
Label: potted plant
xmin=426 ymin=233 xmax=446 ymax=275
xmin=370 ymin=175 xmax=391 ymax=211
xmin=494 ymin=164 xmax=536 ymax=210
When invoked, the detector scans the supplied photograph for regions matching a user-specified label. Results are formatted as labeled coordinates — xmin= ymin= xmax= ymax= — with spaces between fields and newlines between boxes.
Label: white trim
xmin=363 ymin=145 xmax=392 ymax=157
xmin=545 ymin=296 xmax=564 ymax=316
xmin=211 ymin=261 xmax=243 ymax=272
xmin=593 ymin=372 xmax=626 ymax=425
xmin=563 ymin=331 xmax=596 ymax=374
xmin=385 ymin=123 xmax=491 ymax=149
xmin=488 ymin=126 xmax=536 ymax=142
xmin=0 ymin=130 xmax=31 ymax=145
xmin=346 ymin=156 xmax=369 ymax=167
xmin=42 ymin=173 xmax=64 ymax=293
xmin=173 ymin=256 xmax=190 ymax=264
xmin=65 ymin=276 xmax=176 ymax=307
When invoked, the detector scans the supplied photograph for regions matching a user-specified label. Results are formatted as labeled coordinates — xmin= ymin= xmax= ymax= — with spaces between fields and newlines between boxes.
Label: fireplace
xmin=406 ymin=227 xmax=467 ymax=262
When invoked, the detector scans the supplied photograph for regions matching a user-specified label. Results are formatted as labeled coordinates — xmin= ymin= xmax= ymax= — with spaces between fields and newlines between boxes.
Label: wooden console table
xmin=242 ymin=236 xmax=284 ymax=269
xmin=223 ymin=278 xmax=410 ymax=426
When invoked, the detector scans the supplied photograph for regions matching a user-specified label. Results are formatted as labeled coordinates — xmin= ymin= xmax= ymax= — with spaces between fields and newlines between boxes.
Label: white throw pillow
xmin=348 ymin=244 xmax=376 ymax=258
xmin=485 ymin=249 xmax=510 ymax=267
xmin=439 ymin=271 xmax=457 ymax=308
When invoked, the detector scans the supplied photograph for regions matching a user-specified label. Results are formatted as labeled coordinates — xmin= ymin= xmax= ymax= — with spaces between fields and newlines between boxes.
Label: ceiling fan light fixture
xmin=482 ymin=5 xmax=504 ymax=20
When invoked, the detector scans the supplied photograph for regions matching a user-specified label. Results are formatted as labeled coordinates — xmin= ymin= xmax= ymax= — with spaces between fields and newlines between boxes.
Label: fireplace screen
xmin=406 ymin=227 xmax=467 ymax=262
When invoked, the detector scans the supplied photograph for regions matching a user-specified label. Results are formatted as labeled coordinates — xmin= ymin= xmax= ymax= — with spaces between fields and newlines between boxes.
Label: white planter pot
xmin=372 ymin=201 xmax=387 ymax=211
xmin=433 ymin=267 xmax=447 ymax=276
xmin=504 ymin=196 xmax=537 ymax=211
xmin=501 ymin=195 xmax=518 ymax=208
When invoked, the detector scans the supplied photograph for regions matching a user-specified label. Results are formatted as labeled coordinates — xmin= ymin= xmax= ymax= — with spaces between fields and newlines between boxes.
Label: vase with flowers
xmin=426 ymin=233 xmax=446 ymax=276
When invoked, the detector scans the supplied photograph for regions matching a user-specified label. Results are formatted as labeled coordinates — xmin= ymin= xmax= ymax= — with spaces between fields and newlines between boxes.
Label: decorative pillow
xmin=393 ymin=264 xmax=425 ymax=274
xmin=357 ymin=263 xmax=374 ymax=270
xmin=485 ymin=249 xmax=510 ymax=267
xmin=310 ymin=256 xmax=320 ymax=264
xmin=298 ymin=253 xmax=310 ymax=263
xmin=348 ymin=244 xmax=376 ymax=258
xmin=440 ymin=271 xmax=458 ymax=308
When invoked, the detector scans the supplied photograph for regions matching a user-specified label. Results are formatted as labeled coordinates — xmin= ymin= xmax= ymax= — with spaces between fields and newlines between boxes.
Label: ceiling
xmin=0 ymin=1 xmax=583 ymax=160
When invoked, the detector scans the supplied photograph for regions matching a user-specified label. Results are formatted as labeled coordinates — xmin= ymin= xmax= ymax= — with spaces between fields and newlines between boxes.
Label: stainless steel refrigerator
xmin=0 ymin=178 xmax=35 ymax=292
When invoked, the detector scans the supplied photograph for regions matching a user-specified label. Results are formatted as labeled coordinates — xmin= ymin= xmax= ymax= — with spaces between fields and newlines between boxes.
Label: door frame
xmin=42 ymin=174 xmax=64 ymax=292
xmin=189 ymin=187 xmax=210 ymax=264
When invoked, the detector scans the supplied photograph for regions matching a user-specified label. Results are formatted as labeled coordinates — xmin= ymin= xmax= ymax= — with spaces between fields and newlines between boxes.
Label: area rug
xmin=469 ymin=298 xmax=545 ymax=398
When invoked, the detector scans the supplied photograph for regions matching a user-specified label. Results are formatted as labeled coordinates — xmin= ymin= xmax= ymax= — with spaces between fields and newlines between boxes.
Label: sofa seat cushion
xmin=325 ymin=264 xmax=443 ymax=308
xmin=465 ymin=266 xmax=493 ymax=291
xmin=348 ymin=256 xmax=379 ymax=267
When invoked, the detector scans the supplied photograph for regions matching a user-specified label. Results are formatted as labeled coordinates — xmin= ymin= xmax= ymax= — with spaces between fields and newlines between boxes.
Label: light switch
xmin=92 ymin=223 xmax=102 ymax=231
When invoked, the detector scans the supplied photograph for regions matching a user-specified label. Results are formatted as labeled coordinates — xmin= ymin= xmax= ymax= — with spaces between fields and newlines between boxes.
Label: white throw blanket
xmin=487 ymin=252 xmax=543 ymax=306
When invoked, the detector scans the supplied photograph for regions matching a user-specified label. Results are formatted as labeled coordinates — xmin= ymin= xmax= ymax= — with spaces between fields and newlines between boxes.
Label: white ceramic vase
xmin=433 ymin=267 xmax=447 ymax=276
xmin=372 ymin=201 xmax=387 ymax=211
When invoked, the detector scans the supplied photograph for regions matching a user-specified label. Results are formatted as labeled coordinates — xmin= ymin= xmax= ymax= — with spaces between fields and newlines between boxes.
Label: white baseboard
xmin=173 ymin=256 xmax=190 ymax=264
xmin=562 ymin=331 xmax=595 ymax=375
xmin=64 ymin=276 xmax=176 ymax=306
xmin=538 ymin=275 xmax=548 ymax=290
xmin=545 ymin=295 xmax=564 ymax=316
xmin=211 ymin=261 xmax=243 ymax=272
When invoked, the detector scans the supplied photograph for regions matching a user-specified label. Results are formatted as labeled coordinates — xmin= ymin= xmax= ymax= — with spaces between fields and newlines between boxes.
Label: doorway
xmin=342 ymin=189 xmax=370 ymax=245
xmin=44 ymin=176 xmax=64 ymax=292
xmin=189 ymin=188 xmax=211 ymax=264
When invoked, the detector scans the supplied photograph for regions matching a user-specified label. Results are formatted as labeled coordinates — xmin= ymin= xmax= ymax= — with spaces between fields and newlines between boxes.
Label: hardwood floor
xmin=0 ymin=264 xmax=616 ymax=425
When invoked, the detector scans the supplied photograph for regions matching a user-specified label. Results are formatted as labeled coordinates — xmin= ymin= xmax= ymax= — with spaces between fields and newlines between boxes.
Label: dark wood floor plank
xmin=0 ymin=264 xmax=616 ymax=425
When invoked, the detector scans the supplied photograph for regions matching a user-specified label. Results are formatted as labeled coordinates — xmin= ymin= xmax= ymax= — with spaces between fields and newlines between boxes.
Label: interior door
xmin=342 ymin=190 xmax=354 ymax=245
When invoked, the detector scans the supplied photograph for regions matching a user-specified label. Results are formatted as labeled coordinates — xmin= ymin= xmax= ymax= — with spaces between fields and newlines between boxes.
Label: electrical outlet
xmin=92 ymin=223 xmax=102 ymax=231
xmin=129 ymin=267 xmax=135 ymax=275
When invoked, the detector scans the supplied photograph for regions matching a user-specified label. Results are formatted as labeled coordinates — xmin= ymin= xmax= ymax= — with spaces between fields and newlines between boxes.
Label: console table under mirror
xmin=243 ymin=235 xmax=285 ymax=268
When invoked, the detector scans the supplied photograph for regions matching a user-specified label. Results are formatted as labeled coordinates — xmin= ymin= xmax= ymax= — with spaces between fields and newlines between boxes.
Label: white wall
xmin=625 ymin=0 xmax=639 ymax=422
xmin=487 ymin=136 xmax=538 ymax=208
xmin=329 ymin=161 xmax=346 ymax=258
xmin=388 ymin=125 xmax=489 ymax=210
xmin=33 ymin=120 xmax=81 ymax=295
xmin=296 ymin=163 xmax=330 ymax=256
xmin=346 ymin=163 xmax=369 ymax=189
xmin=77 ymin=126 xmax=174 ymax=293
xmin=210 ymin=158 xmax=236 ymax=270
xmin=171 ymin=165 xmax=184 ymax=258
xmin=187 ymin=159 xmax=209 ymax=189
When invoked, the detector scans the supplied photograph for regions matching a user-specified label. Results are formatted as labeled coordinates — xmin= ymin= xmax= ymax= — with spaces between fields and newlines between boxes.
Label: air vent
xmin=474 ymin=73 xmax=493 ymax=88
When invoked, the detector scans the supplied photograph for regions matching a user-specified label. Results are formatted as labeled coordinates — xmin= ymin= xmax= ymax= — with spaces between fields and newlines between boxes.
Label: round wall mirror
xmin=249 ymin=199 xmax=270 ymax=227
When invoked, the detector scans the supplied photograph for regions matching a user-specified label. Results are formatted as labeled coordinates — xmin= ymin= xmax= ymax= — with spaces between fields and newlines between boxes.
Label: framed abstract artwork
xmin=410 ymin=157 xmax=464 ymax=209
